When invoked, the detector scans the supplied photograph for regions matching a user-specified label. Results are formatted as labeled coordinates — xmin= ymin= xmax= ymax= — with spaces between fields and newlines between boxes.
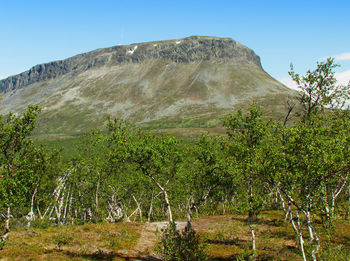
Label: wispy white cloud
xmin=279 ymin=70 xmax=350 ymax=90
xmin=334 ymin=52 xmax=350 ymax=61
xmin=335 ymin=70 xmax=350 ymax=86
xmin=279 ymin=77 xmax=299 ymax=90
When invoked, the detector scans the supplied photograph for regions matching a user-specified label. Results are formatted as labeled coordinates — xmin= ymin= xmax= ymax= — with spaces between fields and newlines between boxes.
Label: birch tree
xmin=0 ymin=105 xmax=40 ymax=250
xmin=107 ymin=119 xmax=182 ymax=223
xmin=224 ymin=104 xmax=270 ymax=259
xmin=266 ymin=58 xmax=350 ymax=261
xmin=182 ymin=134 xmax=231 ymax=228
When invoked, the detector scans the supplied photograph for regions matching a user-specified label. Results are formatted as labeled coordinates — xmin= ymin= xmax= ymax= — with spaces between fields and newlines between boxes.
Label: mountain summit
xmin=0 ymin=36 xmax=295 ymax=137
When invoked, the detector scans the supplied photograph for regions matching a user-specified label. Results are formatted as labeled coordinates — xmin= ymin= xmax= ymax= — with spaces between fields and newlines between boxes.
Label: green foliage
xmin=0 ymin=107 xmax=40 ymax=185
xmin=156 ymin=222 xmax=207 ymax=261
xmin=224 ymin=104 xmax=271 ymax=217
xmin=281 ymin=59 xmax=350 ymax=224
xmin=289 ymin=57 xmax=349 ymax=119
xmin=0 ymin=105 xmax=41 ymax=249
xmin=0 ymin=105 xmax=41 ymax=204
xmin=0 ymin=58 xmax=349 ymax=260
xmin=107 ymin=118 xmax=183 ymax=222
xmin=53 ymin=233 xmax=73 ymax=250
xmin=317 ymin=243 xmax=350 ymax=261
xmin=30 ymin=217 xmax=55 ymax=229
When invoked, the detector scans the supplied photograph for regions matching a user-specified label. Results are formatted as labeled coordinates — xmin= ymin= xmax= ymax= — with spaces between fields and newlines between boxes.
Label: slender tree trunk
xmin=27 ymin=184 xmax=39 ymax=227
xmin=247 ymin=162 xmax=256 ymax=258
xmin=123 ymin=203 xmax=130 ymax=222
xmin=296 ymin=210 xmax=307 ymax=261
xmin=187 ymin=203 xmax=193 ymax=230
xmin=147 ymin=192 xmax=161 ymax=222
xmin=330 ymin=196 xmax=335 ymax=223
xmin=148 ymin=195 xmax=154 ymax=223
xmin=348 ymin=186 xmax=350 ymax=220
xmin=131 ymin=194 xmax=143 ymax=222
xmin=45 ymin=204 xmax=53 ymax=219
xmin=305 ymin=210 xmax=314 ymax=243
xmin=323 ymin=201 xmax=331 ymax=224
xmin=276 ymin=187 xmax=287 ymax=216
xmin=30 ymin=185 xmax=38 ymax=215
xmin=248 ymin=176 xmax=256 ymax=260
xmin=327 ymin=175 xmax=349 ymax=224
xmin=186 ymin=186 xmax=217 ymax=229
xmin=248 ymin=215 xmax=256 ymax=260
xmin=194 ymin=206 xmax=199 ymax=218
xmin=137 ymin=203 xmax=143 ymax=223
xmin=0 ymin=206 xmax=11 ymax=250
xmin=311 ymin=233 xmax=320 ymax=261
xmin=304 ymin=209 xmax=320 ymax=261
xmin=186 ymin=196 xmax=194 ymax=229
xmin=273 ymin=190 xmax=279 ymax=209
xmin=147 ymin=173 xmax=173 ymax=223
xmin=63 ymin=189 xmax=70 ymax=222
xmin=37 ymin=203 xmax=42 ymax=219
xmin=222 ymin=195 xmax=226 ymax=215
xmin=95 ymin=171 xmax=101 ymax=214
xmin=68 ymin=194 xmax=73 ymax=223
xmin=287 ymin=205 xmax=298 ymax=235
xmin=163 ymin=190 xmax=173 ymax=223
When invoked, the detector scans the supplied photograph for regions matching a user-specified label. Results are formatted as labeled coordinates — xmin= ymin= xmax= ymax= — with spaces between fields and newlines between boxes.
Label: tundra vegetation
xmin=0 ymin=58 xmax=349 ymax=260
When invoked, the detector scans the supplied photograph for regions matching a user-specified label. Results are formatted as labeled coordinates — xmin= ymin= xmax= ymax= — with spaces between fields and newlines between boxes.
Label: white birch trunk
xmin=147 ymin=192 xmax=161 ymax=222
xmin=95 ymin=171 xmax=101 ymax=213
xmin=287 ymin=206 xmax=298 ymax=235
xmin=63 ymin=189 xmax=70 ymax=221
xmin=248 ymin=217 xmax=256 ymax=259
xmin=147 ymin=173 xmax=173 ymax=223
xmin=131 ymin=194 xmax=143 ymax=222
xmin=37 ymin=204 xmax=42 ymax=219
xmin=304 ymin=210 xmax=320 ymax=261
xmin=163 ymin=190 xmax=173 ymax=223
xmin=296 ymin=210 xmax=307 ymax=261
xmin=0 ymin=207 xmax=11 ymax=250
xmin=27 ymin=184 xmax=39 ymax=227
xmin=305 ymin=210 xmax=314 ymax=243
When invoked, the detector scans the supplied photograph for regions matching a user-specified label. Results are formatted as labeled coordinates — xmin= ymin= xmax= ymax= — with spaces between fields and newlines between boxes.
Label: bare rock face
xmin=0 ymin=36 xmax=261 ymax=93
xmin=0 ymin=36 xmax=295 ymax=137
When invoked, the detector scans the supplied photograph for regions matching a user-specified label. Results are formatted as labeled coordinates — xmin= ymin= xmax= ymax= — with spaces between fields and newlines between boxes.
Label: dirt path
xmin=134 ymin=217 xmax=226 ymax=255
xmin=135 ymin=221 xmax=188 ymax=253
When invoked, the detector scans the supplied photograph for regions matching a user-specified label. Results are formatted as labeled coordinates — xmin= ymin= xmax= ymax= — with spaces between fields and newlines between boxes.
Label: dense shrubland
xmin=1 ymin=58 xmax=349 ymax=260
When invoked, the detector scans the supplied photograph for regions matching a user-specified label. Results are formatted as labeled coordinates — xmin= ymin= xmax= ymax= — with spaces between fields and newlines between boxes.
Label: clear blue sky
xmin=1 ymin=0 xmax=349 ymax=88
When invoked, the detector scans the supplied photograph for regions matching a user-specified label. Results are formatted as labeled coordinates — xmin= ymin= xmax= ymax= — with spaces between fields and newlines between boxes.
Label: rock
xmin=0 ymin=36 xmax=261 ymax=93
xmin=0 ymin=36 xmax=296 ymax=137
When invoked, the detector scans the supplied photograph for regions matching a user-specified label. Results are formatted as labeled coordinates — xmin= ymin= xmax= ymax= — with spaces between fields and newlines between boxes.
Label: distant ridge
xmin=0 ymin=36 xmax=261 ymax=93
xmin=0 ymin=36 xmax=296 ymax=138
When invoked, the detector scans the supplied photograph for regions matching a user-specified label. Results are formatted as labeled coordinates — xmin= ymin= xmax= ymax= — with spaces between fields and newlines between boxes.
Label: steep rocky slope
xmin=0 ymin=36 xmax=296 ymax=137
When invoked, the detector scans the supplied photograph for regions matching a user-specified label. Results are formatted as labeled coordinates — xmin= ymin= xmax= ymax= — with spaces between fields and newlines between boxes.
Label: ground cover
xmin=1 ymin=211 xmax=349 ymax=260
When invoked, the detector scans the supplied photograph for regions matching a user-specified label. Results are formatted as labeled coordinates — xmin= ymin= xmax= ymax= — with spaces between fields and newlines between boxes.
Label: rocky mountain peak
xmin=0 ymin=36 xmax=295 ymax=138
xmin=0 ymin=36 xmax=261 ymax=93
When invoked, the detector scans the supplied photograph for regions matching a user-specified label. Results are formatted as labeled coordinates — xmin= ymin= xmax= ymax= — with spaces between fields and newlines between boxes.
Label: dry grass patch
xmin=1 ymin=212 xmax=349 ymax=260
xmin=196 ymin=213 xmax=306 ymax=260
xmin=0 ymin=222 xmax=141 ymax=260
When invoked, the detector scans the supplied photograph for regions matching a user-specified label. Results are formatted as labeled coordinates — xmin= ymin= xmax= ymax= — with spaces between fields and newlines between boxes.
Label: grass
xmin=1 ymin=211 xmax=348 ymax=260
xmin=197 ymin=211 xmax=350 ymax=260
xmin=0 ymin=222 xmax=141 ymax=261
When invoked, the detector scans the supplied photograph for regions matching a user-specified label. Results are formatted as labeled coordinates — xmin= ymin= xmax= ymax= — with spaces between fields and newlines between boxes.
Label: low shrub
xmin=156 ymin=222 xmax=206 ymax=261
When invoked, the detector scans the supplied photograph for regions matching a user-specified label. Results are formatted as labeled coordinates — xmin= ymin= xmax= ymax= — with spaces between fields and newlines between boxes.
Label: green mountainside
xmin=0 ymin=36 xmax=297 ymax=139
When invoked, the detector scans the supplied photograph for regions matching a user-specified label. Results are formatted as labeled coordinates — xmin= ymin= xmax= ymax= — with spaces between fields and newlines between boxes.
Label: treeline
xmin=1 ymin=58 xmax=349 ymax=260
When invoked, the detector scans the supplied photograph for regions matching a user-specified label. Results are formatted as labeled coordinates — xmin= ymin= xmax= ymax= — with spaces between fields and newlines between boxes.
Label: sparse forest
xmin=1 ymin=58 xmax=349 ymax=260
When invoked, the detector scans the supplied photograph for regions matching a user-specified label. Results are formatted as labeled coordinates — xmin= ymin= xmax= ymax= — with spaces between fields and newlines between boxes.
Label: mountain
xmin=0 ymin=36 xmax=296 ymax=138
